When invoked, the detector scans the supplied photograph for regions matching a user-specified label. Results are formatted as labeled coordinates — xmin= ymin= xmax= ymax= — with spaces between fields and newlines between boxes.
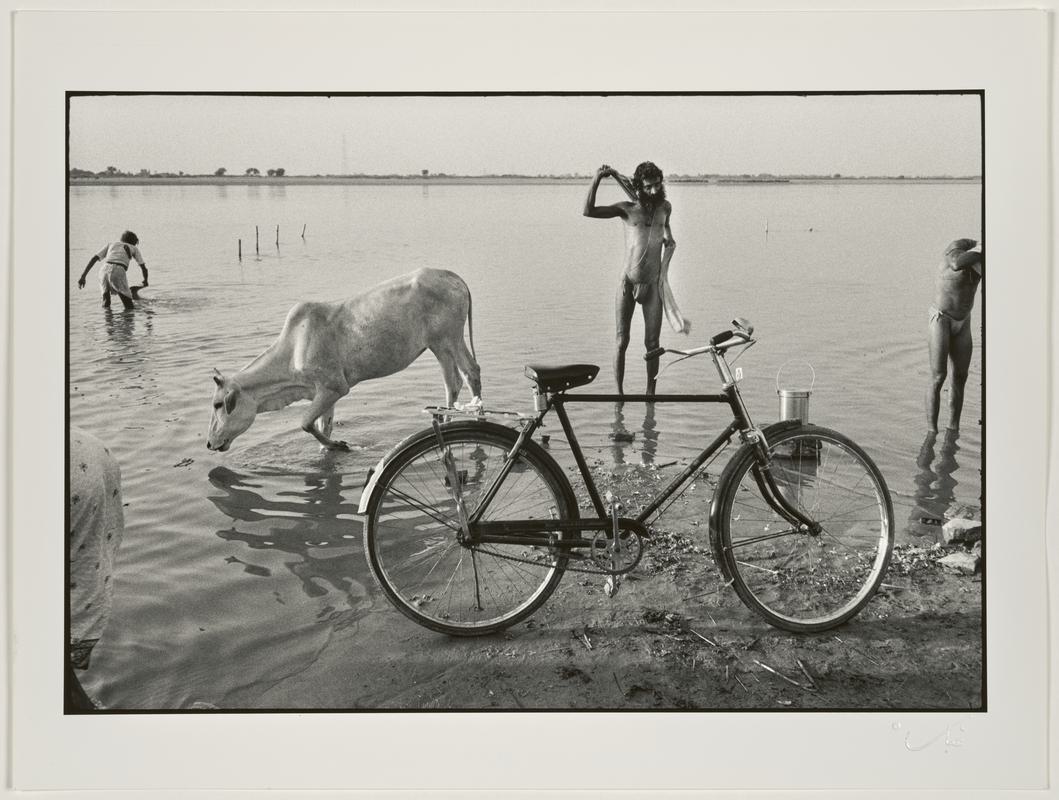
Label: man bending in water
xmin=584 ymin=161 xmax=674 ymax=395
xmin=926 ymin=238 xmax=983 ymax=432
xmin=77 ymin=230 xmax=149 ymax=309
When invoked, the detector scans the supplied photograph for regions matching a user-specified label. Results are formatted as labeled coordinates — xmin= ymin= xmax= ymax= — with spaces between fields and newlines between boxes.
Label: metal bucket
xmin=776 ymin=360 xmax=815 ymax=423
xmin=778 ymin=389 xmax=811 ymax=423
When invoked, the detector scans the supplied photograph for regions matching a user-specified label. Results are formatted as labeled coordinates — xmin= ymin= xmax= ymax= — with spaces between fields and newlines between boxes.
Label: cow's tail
xmin=466 ymin=284 xmax=476 ymax=361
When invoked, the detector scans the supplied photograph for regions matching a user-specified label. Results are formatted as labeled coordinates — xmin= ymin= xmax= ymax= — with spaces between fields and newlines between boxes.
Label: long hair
xmin=631 ymin=161 xmax=665 ymax=206
xmin=631 ymin=161 xmax=663 ymax=192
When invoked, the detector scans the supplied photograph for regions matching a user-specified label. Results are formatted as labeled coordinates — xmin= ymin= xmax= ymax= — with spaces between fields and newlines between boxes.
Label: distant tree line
xmin=68 ymin=166 xmax=979 ymax=181
xmin=69 ymin=166 xmax=288 ymax=178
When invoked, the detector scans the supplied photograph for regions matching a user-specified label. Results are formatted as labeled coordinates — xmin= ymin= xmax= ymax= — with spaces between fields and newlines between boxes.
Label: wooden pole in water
xmin=301 ymin=223 xmax=306 ymax=239
xmin=238 ymin=239 xmax=242 ymax=260
xmin=276 ymin=225 xmax=279 ymax=247
xmin=255 ymin=226 xmax=260 ymax=256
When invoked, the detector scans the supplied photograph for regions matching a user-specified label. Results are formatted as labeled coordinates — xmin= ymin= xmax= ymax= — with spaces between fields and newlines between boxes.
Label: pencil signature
xmin=891 ymin=722 xmax=966 ymax=752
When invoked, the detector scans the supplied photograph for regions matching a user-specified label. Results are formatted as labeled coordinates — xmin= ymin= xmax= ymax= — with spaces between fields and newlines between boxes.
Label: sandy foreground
xmin=238 ymin=461 xmax=983 ymax=712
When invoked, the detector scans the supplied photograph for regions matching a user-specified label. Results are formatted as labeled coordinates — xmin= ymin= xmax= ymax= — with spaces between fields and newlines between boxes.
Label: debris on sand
xmin=942 ymin=517 xmax=983 ymax=546
xmin=753 ymin=659 xmax=815 ymax=692
xmin=938 ymin=551 xmax=980 ymax=575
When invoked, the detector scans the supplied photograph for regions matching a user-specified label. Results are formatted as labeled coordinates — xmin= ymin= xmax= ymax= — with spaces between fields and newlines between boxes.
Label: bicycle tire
xmin=709 ymin=423 xmax=894 ymax=633
xmin=363 ymin=420 xmax=577 ymax=636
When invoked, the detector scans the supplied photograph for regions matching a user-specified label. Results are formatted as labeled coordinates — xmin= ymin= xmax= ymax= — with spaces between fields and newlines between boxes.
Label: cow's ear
xmin=223 ymin=388 xmax=238 ymax=415
xmin=213 ymin=368 xmax=224 ymax=387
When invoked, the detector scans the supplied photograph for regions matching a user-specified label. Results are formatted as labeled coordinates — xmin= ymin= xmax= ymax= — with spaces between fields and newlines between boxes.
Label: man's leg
xmin=925 ymin=313 xmax=949 ymax=432
xmin=641 ymin=283 xmax=664 ymax=396
xmin=117 ymin=292 xmax=134 ymax=310
xmin=947 ymin=322 xmax=973 ymax=430
xmin=614 ymin=278 xmax=635 ymax=395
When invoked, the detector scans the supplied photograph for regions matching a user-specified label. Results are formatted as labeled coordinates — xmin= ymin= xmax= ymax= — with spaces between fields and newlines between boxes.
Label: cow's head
xmin=206 ymin=370 xmax=258 ymax=451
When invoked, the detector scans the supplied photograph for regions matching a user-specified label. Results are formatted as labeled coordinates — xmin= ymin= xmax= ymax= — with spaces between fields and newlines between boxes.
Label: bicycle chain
xmin=471 ymin=540 xmax=642 ymax=576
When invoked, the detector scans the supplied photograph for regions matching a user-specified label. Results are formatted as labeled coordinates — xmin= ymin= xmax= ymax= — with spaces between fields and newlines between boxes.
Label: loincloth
xmin=620 ymin=275 xmax=659 ymax=305
xmin=929 ymin=304 xmax=969 ymax=335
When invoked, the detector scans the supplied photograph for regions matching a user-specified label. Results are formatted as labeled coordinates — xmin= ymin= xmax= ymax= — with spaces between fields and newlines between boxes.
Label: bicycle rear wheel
xmin=363 ymin=422 xmax=576 ymax=636
xmin=710 ymin=424 xmax=894 ymax=633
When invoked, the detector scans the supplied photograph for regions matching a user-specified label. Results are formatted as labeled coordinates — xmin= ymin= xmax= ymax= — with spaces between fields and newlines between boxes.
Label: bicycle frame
xmin=462 ymin=350 xmax=820 ymax=548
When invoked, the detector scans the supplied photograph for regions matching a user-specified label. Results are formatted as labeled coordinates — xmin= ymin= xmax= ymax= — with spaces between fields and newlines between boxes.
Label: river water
xmin=68 ymin=180 xmax=982 ymax=708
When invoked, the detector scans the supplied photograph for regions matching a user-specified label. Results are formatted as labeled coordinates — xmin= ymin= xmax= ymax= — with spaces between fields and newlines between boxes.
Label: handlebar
xmin=644 ymin=319 xmax=755 ymax=362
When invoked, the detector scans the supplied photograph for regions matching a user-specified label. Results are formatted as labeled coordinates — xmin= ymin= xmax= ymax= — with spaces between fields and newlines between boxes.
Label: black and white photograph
xmin=7 ymin=6 xmax=1053 ymax=796
xmin=65 ymin=92 xmax=986 ymax=713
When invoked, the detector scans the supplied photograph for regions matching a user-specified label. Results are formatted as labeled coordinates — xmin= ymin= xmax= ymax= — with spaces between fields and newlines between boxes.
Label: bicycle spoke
xmin=367 ymin=428 xmax=570 ymax=634
xmin=718 ymin=428 xmax=893 ymax=632
xmin=385 ymin=485 xmax=461 ymax=532
xmin=726 ymin=528 xmax=802 ymax=548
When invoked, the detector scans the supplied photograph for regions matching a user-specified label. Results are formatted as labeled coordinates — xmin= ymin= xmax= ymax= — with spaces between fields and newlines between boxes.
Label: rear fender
xmin=357 ymin=419 xmax=524 ymax=515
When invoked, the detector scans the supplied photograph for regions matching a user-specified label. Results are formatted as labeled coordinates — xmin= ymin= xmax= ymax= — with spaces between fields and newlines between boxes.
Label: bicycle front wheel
xmin=711 ymin=424 xmax=894 ymax=633
xmin=363 ymin=422 xmax=576 ymax=636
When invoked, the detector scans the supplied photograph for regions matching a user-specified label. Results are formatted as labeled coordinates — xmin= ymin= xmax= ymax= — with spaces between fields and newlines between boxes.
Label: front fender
xmin=707 ymin=418 xmax=804 ymax=578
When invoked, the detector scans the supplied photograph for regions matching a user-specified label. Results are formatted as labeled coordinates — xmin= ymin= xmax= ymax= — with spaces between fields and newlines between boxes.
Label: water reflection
xmin=609 ymin=401 xmax=659 ymax=466
xmin=206 ymin=465 xmax=370 ymax=608
xmin=906 ymin=429 xmax=961 ymax=540
xmin=641 ymin=403 xmax=658 ymax=465
xmin=102 ymin=304 xmax=154 ymax=347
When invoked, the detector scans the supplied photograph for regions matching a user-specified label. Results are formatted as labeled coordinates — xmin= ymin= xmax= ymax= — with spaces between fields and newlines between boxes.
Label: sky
xmin=69 ymin=93 xmax=982 ymax=178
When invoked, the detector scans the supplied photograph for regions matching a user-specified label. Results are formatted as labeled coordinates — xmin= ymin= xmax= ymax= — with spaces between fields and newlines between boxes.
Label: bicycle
xmin=358 ymin=318 xmax=895 ymax=636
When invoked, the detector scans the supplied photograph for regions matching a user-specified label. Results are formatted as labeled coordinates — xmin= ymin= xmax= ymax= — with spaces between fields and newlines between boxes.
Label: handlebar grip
xmin=710 ymin=330 xmax=734 ymax=347
xmin=644 ymin=347 xmax=666 ymax=361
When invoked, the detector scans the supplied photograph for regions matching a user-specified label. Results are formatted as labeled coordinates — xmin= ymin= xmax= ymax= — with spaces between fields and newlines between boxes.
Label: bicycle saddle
xmin=524 ymin=363 xmax=600 ymax=393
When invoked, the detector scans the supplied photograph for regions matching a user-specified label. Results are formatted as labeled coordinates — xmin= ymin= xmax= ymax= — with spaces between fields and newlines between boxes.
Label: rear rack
xmin=423 ymin=405 xmax=536 ymax=422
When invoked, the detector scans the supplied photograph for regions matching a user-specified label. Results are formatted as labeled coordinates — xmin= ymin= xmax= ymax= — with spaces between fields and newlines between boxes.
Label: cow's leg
xmin=314 ymin=409 xmax=335 ymax=450
xmin=300 ymin=388 xmax=350 ymax=450
xmin=455 ymin=341 xmax=482 ymax=402
xmin=436 ymin=350 xmax=462 ymax=408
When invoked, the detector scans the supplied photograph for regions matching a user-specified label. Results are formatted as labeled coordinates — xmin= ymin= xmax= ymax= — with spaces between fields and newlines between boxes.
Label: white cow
xmin=206 ymin=268 xmax=481 ymax=452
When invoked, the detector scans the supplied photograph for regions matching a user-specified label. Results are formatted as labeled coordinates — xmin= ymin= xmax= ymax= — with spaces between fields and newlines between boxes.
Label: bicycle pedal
xmin=604 ymin=575 xmax=622 ymax=598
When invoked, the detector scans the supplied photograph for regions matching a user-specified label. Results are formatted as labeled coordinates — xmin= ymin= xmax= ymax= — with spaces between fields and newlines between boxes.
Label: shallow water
xmin=68 ymin=181 xmax=982 ymax=708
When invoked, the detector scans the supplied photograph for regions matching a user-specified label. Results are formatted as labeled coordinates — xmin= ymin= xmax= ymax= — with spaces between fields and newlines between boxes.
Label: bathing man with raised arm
xmin=926 ymin=238 xmax=983 ymax=432
xmin=584 ymin=162 xmax=675 ymax=396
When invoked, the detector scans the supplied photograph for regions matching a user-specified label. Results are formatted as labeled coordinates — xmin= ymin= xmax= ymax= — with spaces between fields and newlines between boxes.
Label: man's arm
xmin=662 ymin=201 xmax=676 ymax=249
xmin=613 ymin=171 xmax=637 ymax=202
xmin=947 ymin=239 xmax=982 ymax=274
xmin=134 ymin=248 xmax=149 ymax=286
xmin=954 ymin=250 xmax=982 ymax=273
xmin=77 ymin=255 xmax=100 ymax=289
xmin=583 ymin=164 xmax=626 ymax=219
xmin=659 ymin=203 xmax=677 ymax=281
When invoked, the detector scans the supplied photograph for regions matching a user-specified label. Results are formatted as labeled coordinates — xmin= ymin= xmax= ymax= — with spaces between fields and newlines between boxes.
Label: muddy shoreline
xmin=238 ymin=462 xmax=983 ymax=712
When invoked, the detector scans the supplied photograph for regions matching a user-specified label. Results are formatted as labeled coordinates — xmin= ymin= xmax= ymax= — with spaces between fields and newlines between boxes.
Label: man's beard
xmin=637 ymin=185 xmax=666 ymax=210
